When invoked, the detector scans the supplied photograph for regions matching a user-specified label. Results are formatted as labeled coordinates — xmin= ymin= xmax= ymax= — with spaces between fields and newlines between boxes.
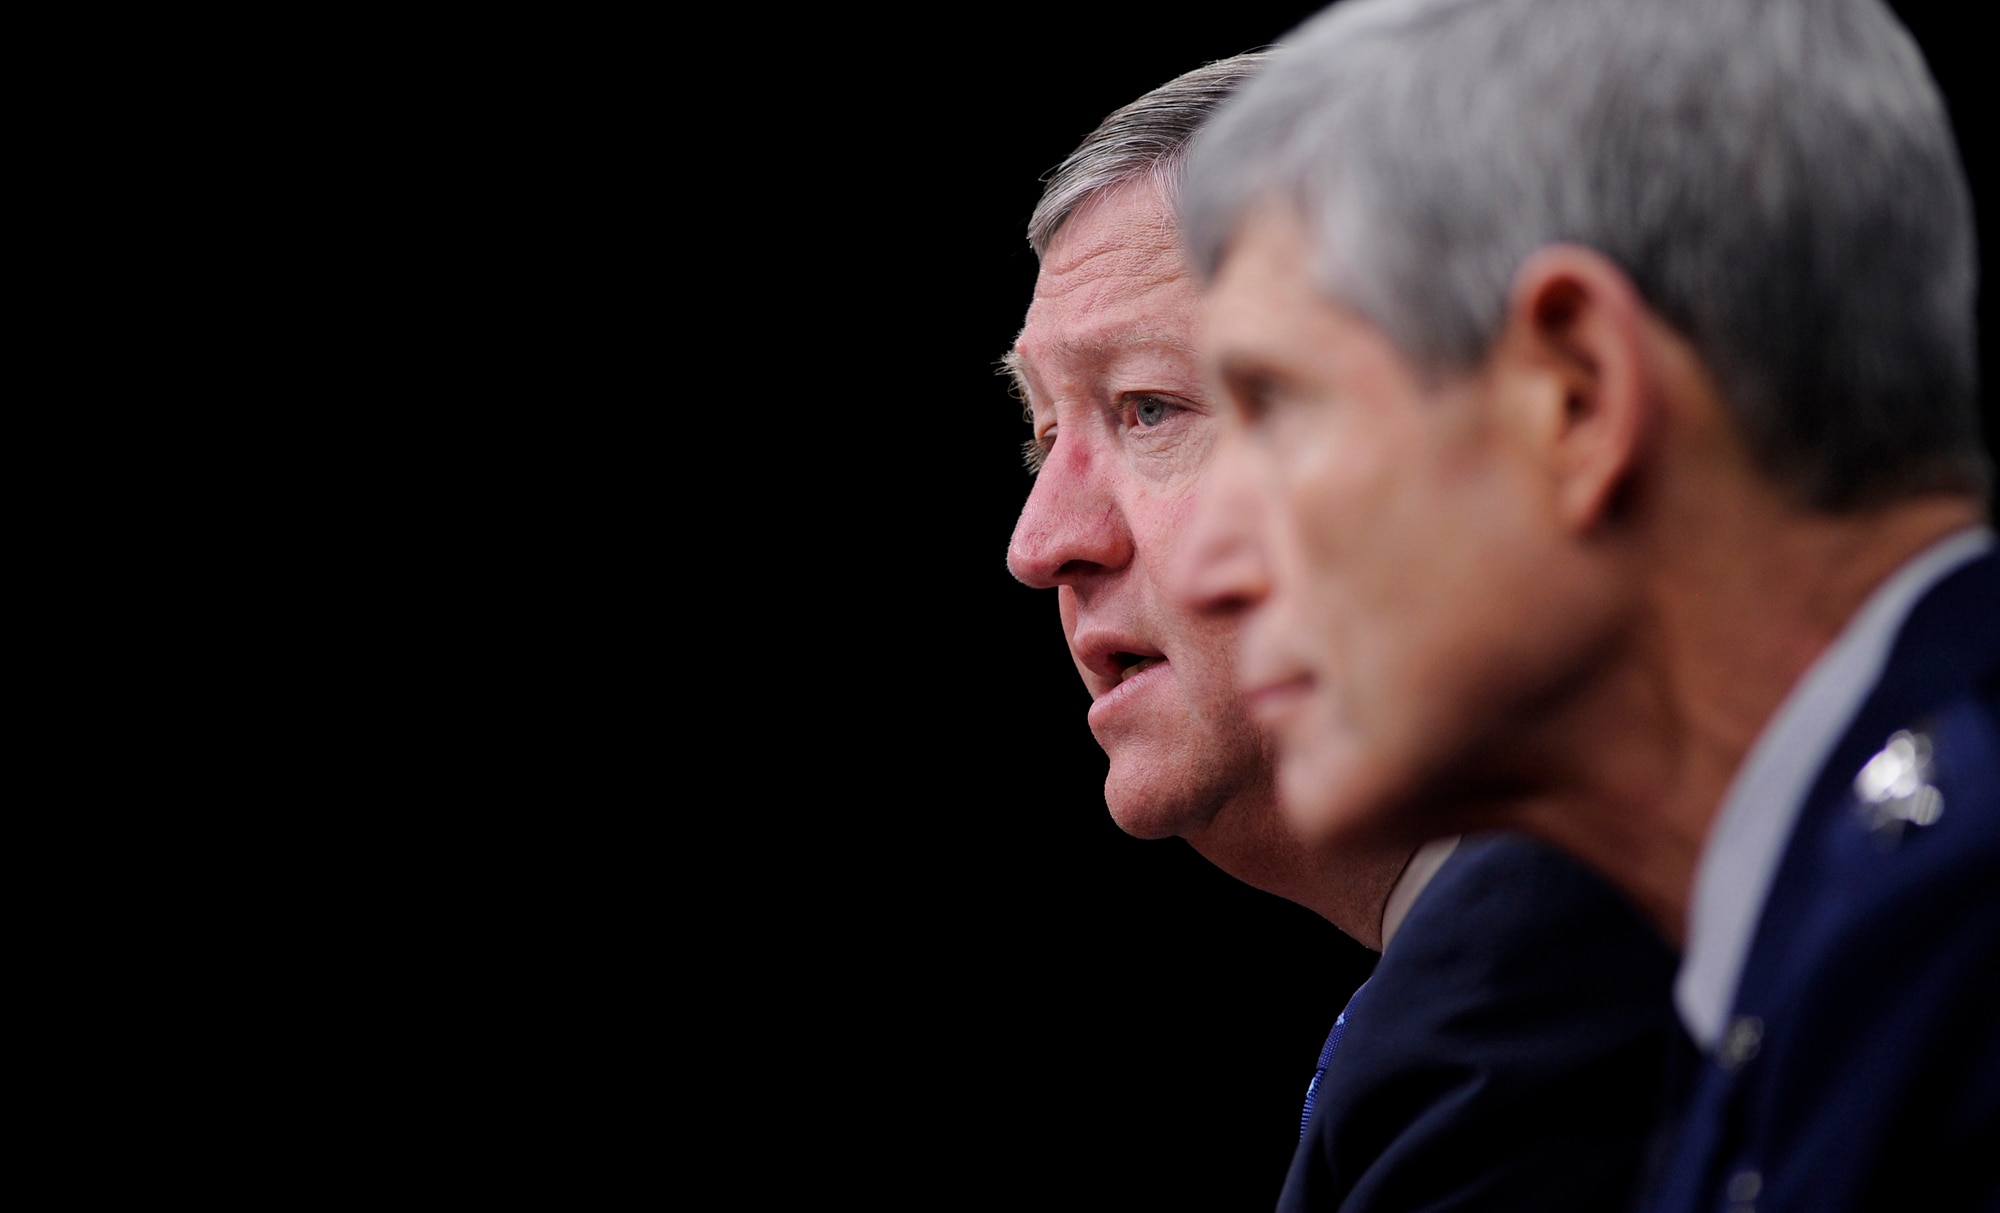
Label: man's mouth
xmin=1116 ymin=654 xmax=1165 ymax=683
xmin=1246 ymin=672 xmax=1314 ymax=731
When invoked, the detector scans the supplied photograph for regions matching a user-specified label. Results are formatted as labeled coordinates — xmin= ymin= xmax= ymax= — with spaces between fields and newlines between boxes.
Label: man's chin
xmin=1105 ymin=801 xmax=1187 ymax=840
xmin=1103 ymin=771 xmax=1219 ymax=841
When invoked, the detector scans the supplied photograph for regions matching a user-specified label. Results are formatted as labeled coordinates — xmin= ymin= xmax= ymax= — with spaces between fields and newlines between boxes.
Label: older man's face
xmin=1007 ymin=178 xmax=1273 ymax=840
xmin=1182 ymin=206 xmax=1614 ymax=844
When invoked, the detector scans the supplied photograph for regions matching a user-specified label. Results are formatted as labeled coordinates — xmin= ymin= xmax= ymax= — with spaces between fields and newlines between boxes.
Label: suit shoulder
xmin=1293 ymin=834 xmax=1682 ymax=1212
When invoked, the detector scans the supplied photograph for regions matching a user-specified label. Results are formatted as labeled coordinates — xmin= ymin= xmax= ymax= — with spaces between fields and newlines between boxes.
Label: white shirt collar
xmin=1380 ymin=835 xmax=1460 ymax=951
xmin=1674 ymin=526 xmax=1994 ymax=1049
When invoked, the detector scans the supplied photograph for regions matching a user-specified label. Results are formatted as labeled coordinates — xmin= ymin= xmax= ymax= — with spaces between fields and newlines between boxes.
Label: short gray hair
xmin=1182 ymin=0 xmax=1988 ymax=511
xmin=1029 ymin=52 xmax=1271 ymax=258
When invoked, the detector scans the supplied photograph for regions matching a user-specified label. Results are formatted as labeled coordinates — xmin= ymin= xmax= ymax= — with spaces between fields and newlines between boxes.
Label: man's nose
xmin=1172 ymin=431 xmax=1271 ymax=614
xmin=1006 ymin=441 xmax=1134 ymax=588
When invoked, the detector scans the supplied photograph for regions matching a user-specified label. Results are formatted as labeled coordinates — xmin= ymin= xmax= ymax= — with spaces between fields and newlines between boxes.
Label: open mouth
xmin=1115 ymin=653 xmax=1165 ymax=683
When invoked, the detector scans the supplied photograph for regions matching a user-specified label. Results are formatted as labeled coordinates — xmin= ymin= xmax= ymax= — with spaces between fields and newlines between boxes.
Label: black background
xmin=740 ymin=3 xmax=1999 ymax=1208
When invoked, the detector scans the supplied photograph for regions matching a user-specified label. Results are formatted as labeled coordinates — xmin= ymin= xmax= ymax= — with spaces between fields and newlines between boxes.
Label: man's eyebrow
xmin=998 ymin=346 xmax=1032 ymax=420
xmin=1000 ymin=328 xmax=1201 ymax=420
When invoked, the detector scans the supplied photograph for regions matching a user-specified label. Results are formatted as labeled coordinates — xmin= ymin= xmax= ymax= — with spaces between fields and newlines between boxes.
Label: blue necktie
xmin=1301 ymin=980 xmax=1369 ymax=1139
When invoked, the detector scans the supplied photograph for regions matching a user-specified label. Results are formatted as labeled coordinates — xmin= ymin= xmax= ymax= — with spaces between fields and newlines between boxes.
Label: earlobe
xmin=1503 ymin=245 xmax=1653 ymax=533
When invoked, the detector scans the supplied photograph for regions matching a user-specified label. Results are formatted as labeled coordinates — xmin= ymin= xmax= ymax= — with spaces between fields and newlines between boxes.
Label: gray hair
xmin=1029 ymin=51 xmax=1271 ymax=258
xmin=1181 ymin=0 xmax=1988 ymax=511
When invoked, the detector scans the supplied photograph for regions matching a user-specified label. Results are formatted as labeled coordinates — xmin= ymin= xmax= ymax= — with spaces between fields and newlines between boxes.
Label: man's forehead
xmin=1039 ymin=178 xmax=1182 ymax=274
xmin=1012 ymin=321 xmax=1199 ymax=368
xmin=1036 ymin=221 xmax=1183 ymax=289
xmin=1005 ymin=177 xmax=1206 ymax=409
xmin=1205 ymin=208 xmax=1329 ymax=354
xmin=1027 ymin=179 xmax=1192 ymax=313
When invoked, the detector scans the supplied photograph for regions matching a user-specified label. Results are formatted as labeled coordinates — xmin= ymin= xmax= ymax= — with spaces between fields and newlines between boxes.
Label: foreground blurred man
xmin=1179 ymin=2 xmax=1997 ymax=1210
xmin=1006 ymin=53 xmax=1677 ymax=1211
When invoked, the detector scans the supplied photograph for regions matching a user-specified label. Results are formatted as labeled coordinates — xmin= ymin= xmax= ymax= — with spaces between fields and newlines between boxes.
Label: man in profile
xmin=1005 ymin=52 xmax=1678 ymax=1211
xmin=1177 ymin=2 xmax=1997 ymax=1210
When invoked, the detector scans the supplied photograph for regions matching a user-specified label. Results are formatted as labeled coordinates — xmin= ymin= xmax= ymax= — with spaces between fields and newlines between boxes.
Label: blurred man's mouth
xmin=1246 ymin=672 xmax=1314 ymax=732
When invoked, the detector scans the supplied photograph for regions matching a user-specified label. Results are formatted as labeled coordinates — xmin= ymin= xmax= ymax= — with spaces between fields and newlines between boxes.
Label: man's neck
xmin=1522 ymin=490 xmax=1987 ymax=946
xmin=1186 ymin=801 xmax=1418 ymax=952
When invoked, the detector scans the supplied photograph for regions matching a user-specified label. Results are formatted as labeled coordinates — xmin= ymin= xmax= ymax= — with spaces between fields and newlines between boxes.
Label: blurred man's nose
xmin=1007 ymin=440 xmax=1134 ymax=588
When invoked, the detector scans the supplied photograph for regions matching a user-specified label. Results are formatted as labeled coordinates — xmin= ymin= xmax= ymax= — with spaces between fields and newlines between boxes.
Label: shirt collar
xmin=1381 ymin=835 xmax=1460 ymax=951
xmin=1674 ymin=526 xmax=1994 ymax=1049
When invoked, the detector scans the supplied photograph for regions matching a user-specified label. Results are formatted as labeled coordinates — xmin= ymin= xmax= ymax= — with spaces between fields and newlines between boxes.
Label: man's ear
xmin=1497 ymin=245 xmax=1655 ymax=533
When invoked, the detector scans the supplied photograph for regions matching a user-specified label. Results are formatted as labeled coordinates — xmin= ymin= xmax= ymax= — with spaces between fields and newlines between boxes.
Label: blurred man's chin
xmin=1277 ymin=748 xmax=1428 ymax=853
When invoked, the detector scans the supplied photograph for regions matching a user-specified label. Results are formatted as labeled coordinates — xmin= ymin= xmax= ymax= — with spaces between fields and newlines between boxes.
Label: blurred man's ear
xmin=1495 ymin=244 xmax=1658 ymax=534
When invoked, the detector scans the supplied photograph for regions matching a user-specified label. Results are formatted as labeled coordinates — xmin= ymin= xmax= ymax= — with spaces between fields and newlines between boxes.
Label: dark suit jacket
xmin=1643 ymin=549 xmax=2000 ymax=1213
xmin=1277 ymin=833 xmax=1682 ymax=1212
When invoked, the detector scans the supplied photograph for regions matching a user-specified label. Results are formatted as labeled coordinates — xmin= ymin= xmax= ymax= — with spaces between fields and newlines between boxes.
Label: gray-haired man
xmin=1179 ymin=3 xmax=1997 ymax=1210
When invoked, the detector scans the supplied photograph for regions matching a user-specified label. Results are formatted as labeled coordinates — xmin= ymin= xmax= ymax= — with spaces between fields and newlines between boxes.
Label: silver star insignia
xmin=1853 ymin=729 xmax=1943 ymax=842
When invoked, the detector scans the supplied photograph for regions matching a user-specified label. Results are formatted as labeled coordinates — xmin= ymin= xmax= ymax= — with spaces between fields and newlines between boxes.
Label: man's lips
xmin=1071 ymin=628 xmax=1167 ymax=695
xmin=1245 ymin=671 xmax=1315 ymax=732
xmin=1115 ymin=655 xmax=1165 ymax=683
xmin=1085 ymin=654 xmax=1171 ymax=729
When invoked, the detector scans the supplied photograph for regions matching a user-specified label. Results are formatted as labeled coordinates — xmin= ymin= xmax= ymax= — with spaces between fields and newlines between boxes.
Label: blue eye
xmin=1135 ymin=397 xmax=1173 ymax=427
